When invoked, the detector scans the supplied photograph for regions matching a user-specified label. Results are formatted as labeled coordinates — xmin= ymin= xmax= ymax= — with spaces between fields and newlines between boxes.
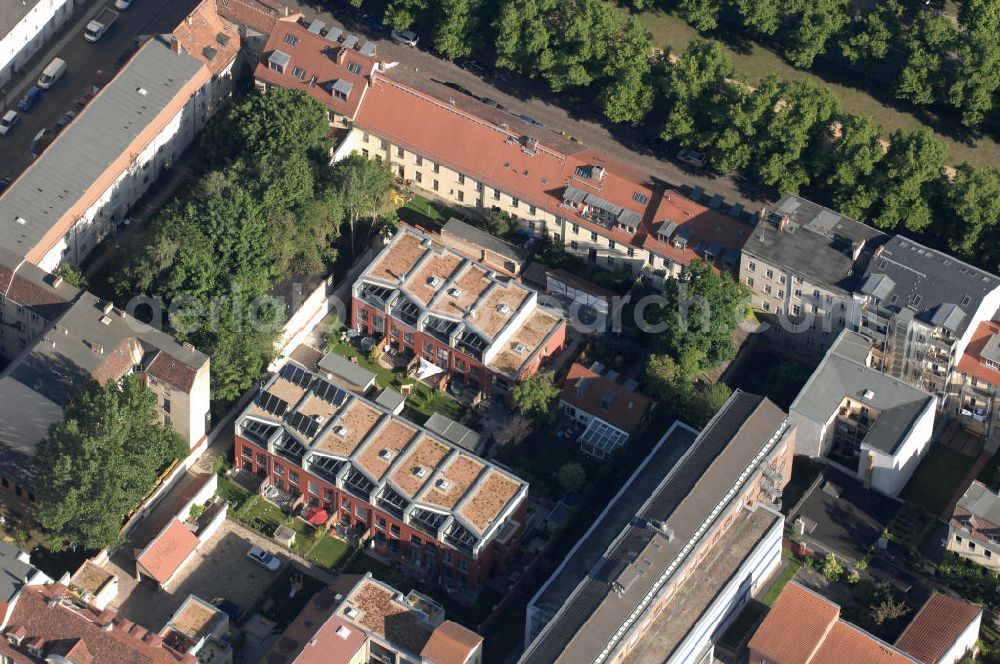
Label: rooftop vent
xmin=378 ymin=449 xmax=394 ymax=460
xmin=334 ymin=426 xmax=350 ymax=437
xmin=102 ymin=301 xmax=114 ymax=315
xmin=428 ymin=276 xmax=441 ymax=288
xmin=449 ymin=287 xmax=463 ymax=297
xmin=335 ymin=625 xmax=351 ymax=639
xmin=344 ymin=607 xmax=358 ymax=619
xmin=497 ymin=303 xmax=511 ymax=315
xmin=413 ymin=466 xmax=426 ymax=478
xmin=100 ymin=316 xmax=112 ymax=326
xmin=14 ymin=216 xmax=26 ymax=226
xmin=436 ymin=479 xmax=451 ymax=491
xmin=863 ymin=389 xmax=875 ymax=400
xmin=513 ymin=342 xmax=528 ymax=354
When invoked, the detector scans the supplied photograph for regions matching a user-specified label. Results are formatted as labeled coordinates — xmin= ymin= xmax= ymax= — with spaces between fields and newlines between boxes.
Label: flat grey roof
xmin=317 ymin=351 xmax=376 ymax=390
xmin=441 ymin=218 xmax=526 ymax=263
xmin=957 ymin=481 xmax=1000 ymax=526
xmin=0 ymin=37 xmax=204 ymax=258
xmin=790 ymin=330 xmax=935 ymax=455
xmin=0 ymin=540 xmax=39 ymax=604
xmin=424 ymin=412 xmax=482 ymax=454
xmin=862 ymin=236 xmax=1000 ymax=338
xmin=521 ymin=391 xmax=788 ymax=664
xmin=742 ymin=194 xmax=886 ymax=293
xmin=375 ymin=387 xmax=405 ymax=411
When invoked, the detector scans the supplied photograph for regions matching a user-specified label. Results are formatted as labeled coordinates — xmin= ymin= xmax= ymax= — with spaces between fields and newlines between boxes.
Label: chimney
xmin=591 ymin=166 xmax=606 ymax=182
xmin=102 ymin=301 xmax=114 ymax=316
xmin=777 ymin=215 xmax=790 ymax=232
xmin=170 ymin=35 xmax=181 ymax=54
xmin=336 ymin=47 xmax=346 ymax=65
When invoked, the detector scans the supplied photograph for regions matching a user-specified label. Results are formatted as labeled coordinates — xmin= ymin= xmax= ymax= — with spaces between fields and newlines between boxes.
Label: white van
xmin=37 ymin=58 xmax=67 ymax=90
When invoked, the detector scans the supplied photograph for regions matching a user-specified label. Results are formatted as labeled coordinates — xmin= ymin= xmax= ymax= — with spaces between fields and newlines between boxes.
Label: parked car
xmin=676 ymin=149 xmax=707 ymax=168
xmin=17 ymin=87 xmax=43 ymax=112
xmin=0 ymin=110 xmax=20 ymax=136
xmin=37 ymin=57 xmax=67 ymax=90
xmin=246 ymin=546 xmax=281 ymax=572
xmin=55 ymin=110 xmax=77 ymax=132
xmin=480 ymin=97 xmax=501 ymax=108
xmin=518 ymin=113 xmax=544 ymax=127
xmin=391 ymin=29 xmax=419 ymax=47
xmin=31 ymin=129 xmax=51 ymax=158
xmin=114 ymin=0 xmax=134 ymax=9
xmin=354 ymin=13 xmax=386 ymax=33
xmin=455 ymin=57 xmax=489 ymax=77
xmin=443 ymin=81 xmax=473 ymax=97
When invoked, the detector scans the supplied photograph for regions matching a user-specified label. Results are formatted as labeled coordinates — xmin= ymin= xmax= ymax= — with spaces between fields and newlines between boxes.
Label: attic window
xmin=347 ymin=61 xmax=362 ymax=76
xmin=961 ymin=295 xmax=972 ymax=306
xmin=513 ymin=342 xmax=528 ymax=354
xmin=633 ymin=192 xmax=649 ymax=204
xmin=283 ymin=34 xmax=299 ymax=46
xmin=292 ymin=66 xmax=307 ymax=80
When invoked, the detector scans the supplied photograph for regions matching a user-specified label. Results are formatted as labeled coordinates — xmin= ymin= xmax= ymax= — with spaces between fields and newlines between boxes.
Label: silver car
xmin=0 ymin=110 xmax=20 ymax=136
xmin=247 ymin=546 xmax=281 ymax=572
xmin=391 ymin=29 xmax=419 ymax=47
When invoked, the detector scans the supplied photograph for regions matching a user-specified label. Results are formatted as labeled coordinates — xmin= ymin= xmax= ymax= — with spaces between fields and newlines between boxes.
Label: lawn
xmin=216 ymin=477 xmax=251 ymax=509
xmin=232 ymin=495 xmax=286 ymax=536
xmin=638 ymin=9 xmax=1000 ymax=169
xmin=309 ymin=534 xmax=352 ymax=569
xmin=283 ymin=517 xmax=318 ymax=556
xmin=397 ymin=194 xmax=454 ymax=230
xmin=760 ymin=552 xmax=802 ymax=606
xmin=900 ymin=444 xmax=977 ymax=516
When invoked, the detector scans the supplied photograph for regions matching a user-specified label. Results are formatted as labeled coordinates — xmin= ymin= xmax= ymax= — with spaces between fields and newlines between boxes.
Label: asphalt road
xmin=0 ymin=0 xmax=198 ymax=182
xmin=288 ymin=1 xmax=774 ymax=210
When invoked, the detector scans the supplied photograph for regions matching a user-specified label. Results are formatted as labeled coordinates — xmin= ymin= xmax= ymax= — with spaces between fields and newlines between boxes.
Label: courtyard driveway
xmin=102 ymin=519 xmax=292 ymax=630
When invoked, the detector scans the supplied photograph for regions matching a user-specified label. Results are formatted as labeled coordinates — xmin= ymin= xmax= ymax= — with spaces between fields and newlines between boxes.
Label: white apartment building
xmin=0 ymin=0 xmax=76 ymax=88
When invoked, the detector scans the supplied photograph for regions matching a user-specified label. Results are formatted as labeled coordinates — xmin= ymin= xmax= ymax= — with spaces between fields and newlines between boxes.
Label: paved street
xmin=286 ymin=1 xmax=773 ymax=209
xmin=0 ymin=0 xmax=203 ymax=181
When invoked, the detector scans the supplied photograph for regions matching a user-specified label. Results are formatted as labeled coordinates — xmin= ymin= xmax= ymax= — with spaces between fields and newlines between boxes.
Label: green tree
xmin=753 ymin=81 xmax=840 ymax=193
xmin=650 ymin=261 xmax=749 ymax=375
xmin=950 ymin=0 xmax=1000 ymax=128
xmin=701 ymin=382 xmax=732 ymax=413
xmin=732 ymin=0 xmax=782 ymax=35
xmin=783 ymin=0 xmax=851 ymax=68
xmin=494 ymin=0 xmax=556 ymax=78
xmin=944 ymin=164 xmax=1000 ymax=264
xmin=825 ymin=115 xmax=886 ymax=220
xmin=54 ymin=262 xmax=89 ymax=290
xmin=484 ymin=208 xmax=514 ymax=236
xmin=841 ymin=1 xmax=902 ymax=66
xmin=660 ymin=39 xmax=735 ymax=145
xmin=384 ymin=0 xmax=430 ymax=30
xmin=869 ymin=128 xmax=946 ymax=232
xmin=433 ymin=0 xmax=482 ymax=58
xmin=334 ymin=153 xmax=394 ymax=256
xmin=34 ymin=375 xmax=188 ymax=550
xmin=896 ymin=12 xmax=956 ymax=106
xmin=679 ymin=0 xmax=722 ymax=31
xmin=822 ymin=552 xmax=844 ymax=580
xmin=557 ymin=462 xmax=587 ymax=493
xmin=231 ymin=88 xmax=329 ymax=174
xmin=703 ymin=75 xmax=783 ymax=173
xmin=511 ymin=371 xmax=560 ymax=419
xmin=644 ymin=353 xmax=684 ymax=396
xmin=598 ymin=16 xmax=654 ymax=124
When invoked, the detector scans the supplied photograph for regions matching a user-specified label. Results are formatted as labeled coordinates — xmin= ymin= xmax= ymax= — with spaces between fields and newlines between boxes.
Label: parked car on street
xmin=37 ymin=58 xmax=67 ymax=90
xmin=55 ymin=110 xmax=77 ymax=132
xmin=246 ymin=546 xmax=281 ymax=572
xmin=480 ymin=97 xmax=502 ymax=109
xmin=354 ymin=13 xmax=386 ymax=33
xmin=518 ymin=113 xmax=544 ymax=127
xmin=17 ymin=87 xmax=43 ymax=112
xmin=455 ymin=57 xmax=489 ymax=77
xmin=676 ymin=149 xmax=708 ymax=168
xmin=391 ymin=29 xmax=419 ymax=47
xmin=0 ymin=111 xmax=20 ymax=136
xmin=114 ymin=0 xmax=134 ymax=9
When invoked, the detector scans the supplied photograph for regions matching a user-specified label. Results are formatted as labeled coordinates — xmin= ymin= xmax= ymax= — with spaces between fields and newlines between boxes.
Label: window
xmin=609 ymin=240 xmax=616 ymax=250
xmin=437 ymin=348 xmax=449 ymax=362
xmin=493 ymin=189 xmax=501 ymax=201
xmin=163 ymin=398 xmax=171 ymax=413
xmin=362 ymin=132 xmax=370 ymax=142
xmin=457 ymin=190 xmax=464 ymax=202
xmin=763 ymin=302 xmax=771 ymax=312
xmin=380 ymin=139 xmax=389 ymax=150
xmin=308 ymin=480 xmax=319 ymax=495
xmin=415 ymin=171 xmax=422 ymax=183
xmin=390 ymin=524 xmax=401 ymax=538
xmin=396 ymin=147 xmax=404 ymax=158
xmin=289 ymin=471 xmax=299 ymax=485
xmin=291 ymin=66 xmax=306 ymax=80
xmin=423 ymin=341 xmax=434 ymax=354
xmin=242 ymin=446 xmax=253 ymax=459
xmin=813 ymin=289 xmax=821 ymax=298
xmin=511 ymin=197 xmax=519 ymax=208
xmin=458 ymin=174 xmax=465 ymax=185
xmin=570 ymin=241 xmax=578 ymax=250
xmin=747 ymin=261 xmax=756 ymax=272
xmin=347 ymin=61 xmax=362 ymax=75
xmin=283 ymin=33 xmax=299 ymax=46
xmin=415 ymin=155 xmax=423 ymax=166
xmin=433 ymin=179 xmax=439 ymax=191
xmin=607 ymin=256 xmax=615 ymax=266
xmin=572 ymin=224 xmax=580 ymax=234
xmin=590 ymin=231 xmax=598 ymax=242
xmin=529 ymin=205 xmax=536 ymax=215
xmin=404 ymin=332 xmax=414 ymax=346
xmin=356 ymin=505 xmax=367 ymax=519
xmin=376 ymin=516 xmax=386 ymax=529
xmin=765 ymin=269 xmax=774 ymax=279
xmin=341 ymin=498 xmax=352 ymax=512
xmin=459 ymin=559 xmax=469 ymax=572
xmin=627 ymin=248 xmax=635 ymax=258
xmin=779 ymin=275 xmax=787 ymax=285
xmin=970 ymin=541 xmax=977 ymax=551
xmin=764 ymin=285 xmax=772 ymax=295
xmin=433 ymin=163 xmax=440 ymax=174
xmin=793 ymin=304 xmax=801 ymax=316
xmin=443 ymin=551 xmax=454 ymax=566
xmin=274 ymin=463 xmax=284 ymax=477
xmin=746 ymin=277 xmax=754 ymax=287
xmin=777 ymin=290 xmax=784 ymax=299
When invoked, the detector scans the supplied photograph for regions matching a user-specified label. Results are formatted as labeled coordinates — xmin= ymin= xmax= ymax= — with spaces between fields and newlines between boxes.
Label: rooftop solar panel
xmin=257 ymin=392 xmax=289 ymax=417
xmin=314 ymin=379 xmax=348 ymax=406
xmin=280 ymin=363 xmax=312 ymax=388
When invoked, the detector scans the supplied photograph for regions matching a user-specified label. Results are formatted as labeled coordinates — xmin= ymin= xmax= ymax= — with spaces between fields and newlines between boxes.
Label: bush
xmin=557 ymin=462 xmax=586 ymax=493
xmin=189 ymin=504 xmax=206 ymax=522
xmin=847 ymin=569 xmax=861 ymax=585
xmin=822 ymin=552 xmax=843 ymax=581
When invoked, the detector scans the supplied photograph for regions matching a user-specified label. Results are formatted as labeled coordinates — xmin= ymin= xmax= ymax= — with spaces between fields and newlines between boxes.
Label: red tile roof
xmin=146 ymin=351 xmax=200 ymax=391
xmin=957 ymin=320 xmax=1000 ymax=387
xmin=749 ymin=582 xmax=916 ymax=664
xmin=214 ymin=0 xmax=282 ymax=34
xmin=560 ymin=363 xmax=651 ymax=434
xmin=4 ymin=584 xmax=190 ymax=663
xmin=136 ymin=519 xmax=199 ymax=585
xmin=420 ymin=621 xmax=483 ymax=664
xmin=255 ymin=19 xmax=385 ymax=121
xmin=895 ymin=593 xmax=982 ymax=664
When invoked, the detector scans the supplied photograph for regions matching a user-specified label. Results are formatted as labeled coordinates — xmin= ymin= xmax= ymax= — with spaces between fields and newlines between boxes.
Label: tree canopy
xmin=511 ymin=371 xmax=560 ymax=419
xmin=35 ymin=376 xmax=188 ymax=550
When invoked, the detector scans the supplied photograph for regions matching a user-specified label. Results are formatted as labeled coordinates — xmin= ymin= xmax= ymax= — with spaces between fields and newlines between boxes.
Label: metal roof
xmin=332 ymin=78 xmax=354 ymax=97
xmin=0 ymin=37 xmax=204 ymax=258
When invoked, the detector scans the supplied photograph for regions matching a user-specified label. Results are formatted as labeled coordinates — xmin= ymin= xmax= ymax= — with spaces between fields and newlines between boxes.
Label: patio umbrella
xmin=305 ymin=508 xmax=328 ymax=526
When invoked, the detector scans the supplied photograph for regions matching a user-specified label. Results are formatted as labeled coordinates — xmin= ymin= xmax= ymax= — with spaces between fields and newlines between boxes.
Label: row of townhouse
xmin=351 ymin=226 xmax=567 ymax=398
xmin=251 ymin=17 xmax=752 ymax=288
xmin=233 ymin=360 xmax=529 ymax=590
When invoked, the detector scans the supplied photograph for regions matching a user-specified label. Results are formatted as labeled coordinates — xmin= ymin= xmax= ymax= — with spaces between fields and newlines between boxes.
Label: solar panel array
xmin=242 ymin=419 xmax=279 ymax=446
xmin=280 ymin=363 xmax=313 ymax=388
xmin=344 ymin=468 xmax=376 ymax=499
xmin=308 ymin=454 xmax=345 ymax=481
xmin=445 ymin=522 xmax=477 ymax=551
xmin=377 ymin=485 xmax=408 ymax=516
xmin=257 ymin=392 xmax=289 ymax=417
xmin=411 ymin=508 xmax=448 ymax=536
xmin=287 ymin=411 xmax=321 ymax=439
xmin=275 ymin=433 xmax=306 ymax=461
xmin=314 ymin=379 xmax=348 ymax=406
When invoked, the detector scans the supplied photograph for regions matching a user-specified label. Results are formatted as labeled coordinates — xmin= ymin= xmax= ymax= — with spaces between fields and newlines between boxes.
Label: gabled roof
xmin=136 ymin=519 xmax=199 ymax=585
xmin=749 ymin=582 xmax=917 ymax=664
xmin=957 ymin=320 xmax=1000 ymax=386
xmin=421 ymin=620 xmax=482 ymax=664
xmin=895 ymin=593 xmax=981 ymax=664
xmin=559 ymin=363 xmax=650 ymax=434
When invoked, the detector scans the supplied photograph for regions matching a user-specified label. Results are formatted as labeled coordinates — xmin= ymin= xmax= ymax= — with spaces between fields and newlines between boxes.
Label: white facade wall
xmin=859 ymin=398 xmax=937 ymax=497
xmin=957 ymin=287 xmax=1000 ymax=365
xmin=663 ymin=510 xmax=783 ymax=664
xmin=936 ymin=611 xmax=981 ymax=664
xmin=0 ymin=0 xmax=76 ymax=88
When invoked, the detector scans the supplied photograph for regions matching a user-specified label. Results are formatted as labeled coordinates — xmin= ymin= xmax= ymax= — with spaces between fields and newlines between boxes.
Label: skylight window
xmin=292 ymin=66 xmax=306 ymax=80
xmin=283 ymin=33 xmax=299 ymax=46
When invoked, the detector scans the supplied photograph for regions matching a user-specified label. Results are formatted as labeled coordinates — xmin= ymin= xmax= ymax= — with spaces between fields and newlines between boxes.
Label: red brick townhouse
xmin=234 ymin=361 xmax=529 ymax=590
xmin=249 ymin=16 xmax=751 ymax=284
xmin=352 ymin=227 xmax=567 ymax=398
